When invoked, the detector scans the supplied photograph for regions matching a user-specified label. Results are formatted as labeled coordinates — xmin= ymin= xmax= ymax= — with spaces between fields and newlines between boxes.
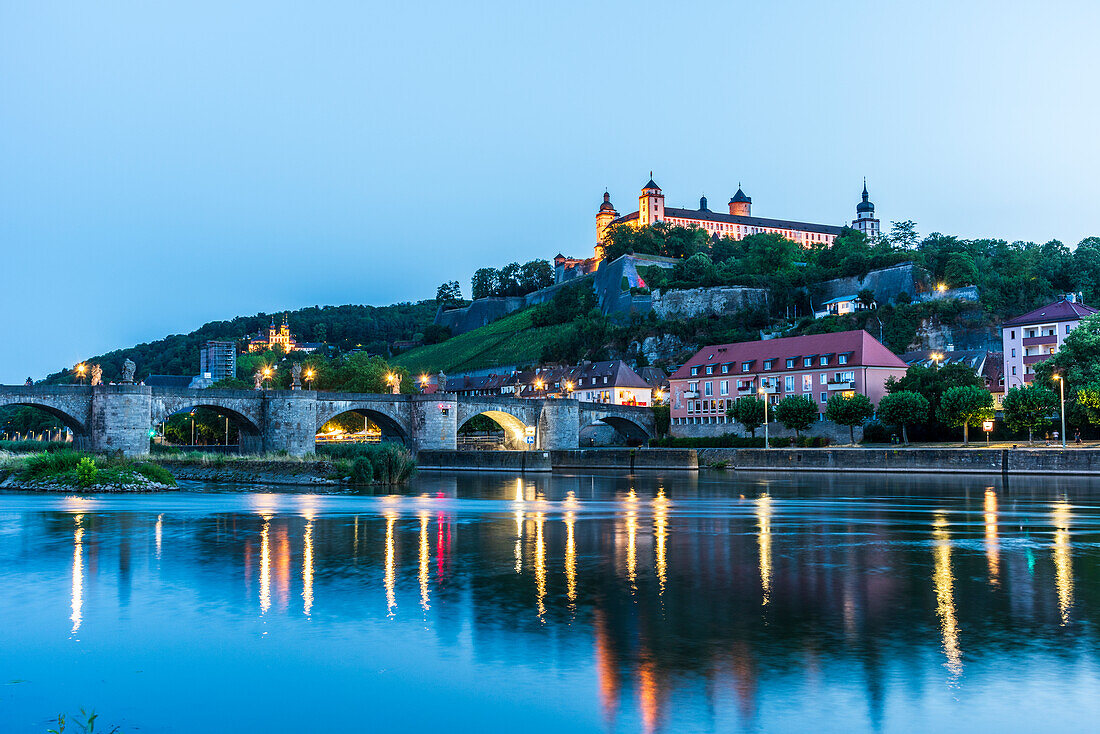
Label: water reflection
xmin=6 ymin=472 xmax=1100 ymax=734
xmin=932 ymin=512 xmax=962 ymax=684
xmin=1053 ymin=501 xmax=1074 ymax=626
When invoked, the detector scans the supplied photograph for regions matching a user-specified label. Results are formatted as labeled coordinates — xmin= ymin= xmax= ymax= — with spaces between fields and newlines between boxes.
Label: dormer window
xmin=690 ymin=366 xmax=699 ymax=376
xmin=820 ymin=356 xmax=828 ymax=366
xmin=803 ymin=357 xmax=813 ymax=367
xmin=706 ymin=365 xmax=713 ymax=375
xmin=786 ymin=359 xmax=795 ymax=369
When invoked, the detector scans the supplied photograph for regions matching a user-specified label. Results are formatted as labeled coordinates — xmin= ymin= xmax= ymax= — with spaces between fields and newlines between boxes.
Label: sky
xmin=2 ymin=0 xmax=1099 ymax=382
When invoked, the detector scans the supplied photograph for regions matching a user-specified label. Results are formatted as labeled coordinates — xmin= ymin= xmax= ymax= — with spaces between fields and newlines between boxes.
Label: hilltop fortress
xmin=554 ymin=175 xmax=881 ymax=282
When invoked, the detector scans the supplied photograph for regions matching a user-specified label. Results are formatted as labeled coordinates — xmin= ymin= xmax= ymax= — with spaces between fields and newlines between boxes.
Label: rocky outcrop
xmin=811 ymin=262 xmax=928 ymax=308
xmin=651 ymin=286 xmax=767 ymax=319
xmin=631 ymin=334 xmax=690 ymax=365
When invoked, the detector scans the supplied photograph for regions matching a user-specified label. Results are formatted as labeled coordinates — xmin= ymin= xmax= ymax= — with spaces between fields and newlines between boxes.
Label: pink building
xmin=668 ymin=330 xmax=907 ymax=431
xmin=1002 ymin=295 xmax=1097 ymax=389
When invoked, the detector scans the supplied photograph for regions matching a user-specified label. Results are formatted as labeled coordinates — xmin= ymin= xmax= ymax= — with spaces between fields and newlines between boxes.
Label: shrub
xmin=349 ymin=457 xmax=374 ymax=485
xmin=133 ymin=462 xmax=177 ymax=486
xmin=76 ymin=457 xmax=98 ymax=487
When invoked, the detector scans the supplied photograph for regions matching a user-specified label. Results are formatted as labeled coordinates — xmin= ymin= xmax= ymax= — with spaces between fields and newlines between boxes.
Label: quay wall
xmin=418 ymin=450 xmax=553 ymax=472
xmin=419 ymin=448 xmax=699 ymax=472
xmin=697 ymin=448 xmax=1100 ymax=475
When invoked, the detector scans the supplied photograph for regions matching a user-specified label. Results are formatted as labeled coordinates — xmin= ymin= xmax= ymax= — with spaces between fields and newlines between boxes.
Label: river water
xmin=1 ymin=471 xmax=1098 ymax=733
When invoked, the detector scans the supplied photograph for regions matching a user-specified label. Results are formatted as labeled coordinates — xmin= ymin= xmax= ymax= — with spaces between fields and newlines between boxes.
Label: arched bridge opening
xmin=580 ymin=415 xmax=652 ymax=448
xmin=0 ymin=402 xmax=89 ymax=449
xmin=458 ymin=409 xmax=531 ymax=450
xmin=152 ymin=405 xmax=263 ymax=454
xmin=316 ymin=409 xmax=409 ymax=448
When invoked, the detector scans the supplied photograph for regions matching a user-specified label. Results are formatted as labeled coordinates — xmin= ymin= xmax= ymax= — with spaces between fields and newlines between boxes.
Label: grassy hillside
xmin=392 ymin=308 xmax=557 ymax=375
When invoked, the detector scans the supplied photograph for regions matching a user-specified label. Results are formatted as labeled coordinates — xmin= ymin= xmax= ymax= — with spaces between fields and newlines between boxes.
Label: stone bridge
xmin=0 ymin=385 xmax=654 ymax=457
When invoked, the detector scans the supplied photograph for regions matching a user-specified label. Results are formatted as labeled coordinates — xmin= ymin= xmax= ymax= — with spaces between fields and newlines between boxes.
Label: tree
xmin=886 ymin=363 xmax=984 ymax=417
xmin=856 ymin=288 xmax=876 ymax=308
xmin=728 ymin=396 xmax=765 ymax=437
xmin=422 ymin=323 xmax=451 ymax=345
xmin=497 ymin=263 xmax=522 ymax=296
xmin=937 ymin=385 xmax=994 ymax=444
xmin=876 ymin=391 xmax=929 ymax=445
xmin=435 ymin=281 xmax=463 ymax=307
xmin=825 ymin=392 xmax=875 ymax=444
xmin=471 ymin=268 xmax=498 ymax=300
xmin=888 ymin=220 xmax=920 ymax=250
xmin=519 ymin=260 xmax=554 ymax=292
xmin=943 ymin=253 xmax=978 ymax=287
xmin=774 ymin=395 xmax=818 ymax=439
xmin=1002 ymin=383 xmax=1059 ymax=443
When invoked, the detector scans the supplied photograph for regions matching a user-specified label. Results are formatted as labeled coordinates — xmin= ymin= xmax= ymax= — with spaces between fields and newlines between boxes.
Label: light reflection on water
xmin=1 ymin=471 xmax=1099 ymax=733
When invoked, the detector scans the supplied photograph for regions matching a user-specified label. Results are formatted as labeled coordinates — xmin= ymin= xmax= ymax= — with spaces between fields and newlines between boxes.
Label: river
xmin=1 ymin=471 xmax=1098 ymax=733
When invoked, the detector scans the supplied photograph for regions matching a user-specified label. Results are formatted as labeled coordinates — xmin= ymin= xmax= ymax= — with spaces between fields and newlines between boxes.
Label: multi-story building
xmin=1002 ymin=295 xmax=1097 ymax=389
xmin=199 ymin=341 xmax=237 ymax=382
xmin=668 ymin=330 xmax=907 ymax=430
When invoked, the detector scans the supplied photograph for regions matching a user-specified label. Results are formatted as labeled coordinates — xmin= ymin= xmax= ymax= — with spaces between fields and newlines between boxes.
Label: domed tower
xmin=852 ymin=179 xmax=880 ymax=240
xmin=638 ymin=173 xmax=664 ymax=226
xmin=728 ymin=184 xmax=751 ymax=217
xmin=595 ymin=191 xmax=618 ymax=260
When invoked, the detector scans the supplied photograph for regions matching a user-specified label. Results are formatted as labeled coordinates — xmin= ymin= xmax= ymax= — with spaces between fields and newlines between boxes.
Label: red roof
xmin=1002 ymin=298 xmax=1097 ymax=327
xmin=670 ymin=330 xmax=906 ymax=380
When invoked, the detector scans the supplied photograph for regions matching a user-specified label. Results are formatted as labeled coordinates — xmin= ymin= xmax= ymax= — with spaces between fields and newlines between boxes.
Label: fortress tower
xmin=852 ymin=179 xmax=880 ymax=240
xmin=637 ymin=174 xmax=664 ymax=226
xmin=595 ymin=191 xmax=618 ymax=260
xmin=728 ymin=185 xmax=751 ymax=216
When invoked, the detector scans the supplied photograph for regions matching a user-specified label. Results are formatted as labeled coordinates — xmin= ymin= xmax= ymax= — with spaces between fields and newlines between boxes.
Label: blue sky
xmin=2 ymin=1 xmax=1099 ymax=382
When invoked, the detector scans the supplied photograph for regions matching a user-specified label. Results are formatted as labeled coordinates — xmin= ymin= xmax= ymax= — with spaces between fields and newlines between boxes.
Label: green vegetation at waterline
xmin=0 ymin=451 xmax=177 ymax=491
xmin=315 ymin=442 xmax=417 ymax=485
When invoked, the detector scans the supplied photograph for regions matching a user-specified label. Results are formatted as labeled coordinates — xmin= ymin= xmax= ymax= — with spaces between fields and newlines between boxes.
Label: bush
xmin=649 ymin=434 xmax=765 ymax=448
xmin=349 ymin=457 xmax=374 ymax=485
xmin=133 ymin=462 xmax=177 ymax=486
xmin=860 ymin=420 xmax=893 ymax=444
xmin=76 ymin=457 xmax=98 ymax=487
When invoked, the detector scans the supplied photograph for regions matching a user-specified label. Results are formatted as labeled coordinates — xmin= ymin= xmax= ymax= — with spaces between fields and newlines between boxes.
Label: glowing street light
xmin=262 ymin=366 xmax=273 ymax=391
xmin=386 ymin=373 xmax=400 ymax=394
xmin=419 ymin=374 xmax=430 ymax=392
xmin=930 ymin=352 xmax=944 ymax=367
xmin=563 ymin=380 xmax=574 ymax=396
xmin=1053 ymin=373 xmax=1066 ymax=449
xmin=75 ymin=363 xmax=87 ymax=385
xmin=756 ymin=385 xmax=774 ymax=448
xmin=937 ymin=283 xmax=947 ymax=293
xmin=304 ymin=368 xmax=315 ymax=390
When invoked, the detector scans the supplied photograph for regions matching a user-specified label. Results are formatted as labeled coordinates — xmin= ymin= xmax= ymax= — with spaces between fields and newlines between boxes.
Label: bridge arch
xmin=458 ymin=409 xmax=530 ymax=450
xmin=0 ymin=399 xmax=90 ymax=447
xmin=579 ymin=414 xmax=652 ymax=447
xmin=315 ymin=405 xmax=410 ymax=446
xmin=151 ymin=402 xmax=264 ymax=453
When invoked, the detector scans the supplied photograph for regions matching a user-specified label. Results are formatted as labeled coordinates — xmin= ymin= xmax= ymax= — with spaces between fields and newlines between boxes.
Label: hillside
xmin=392 ymin=308 xmax=558 ymax=375
xmin=45 ymin=301 xmax=438 ymax=384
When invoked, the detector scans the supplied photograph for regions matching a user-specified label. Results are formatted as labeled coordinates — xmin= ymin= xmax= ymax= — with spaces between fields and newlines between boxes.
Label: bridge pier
xmin=262 ymin=391 xmax=318 ymax=457
xmin=537 ymin=400 xmax=580 ymax=451
xmin=411 ymin=394 xmax=457 ymax=452
xmin=91 ymin=385 xmax=152 ymax=456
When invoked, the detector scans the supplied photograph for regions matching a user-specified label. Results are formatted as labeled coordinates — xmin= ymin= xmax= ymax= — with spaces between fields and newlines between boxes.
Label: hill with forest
xmin=42 ymin=301 xmax=439 ymax=385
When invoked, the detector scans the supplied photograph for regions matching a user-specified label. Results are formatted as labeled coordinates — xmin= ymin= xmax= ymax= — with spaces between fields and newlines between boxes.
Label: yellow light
xmin=263 ymin=367 xmax=272 ymax=377
xmin=76 ymin=364 xmax=86 ymax=376
xmin=1053 ymin=373 xmax=1063 ymax=381
xmin=420 ymin=374 xmax=429 ymax=385
xmin=937 ymin=283 xmax=947 ymax=292
xmin=305 ymin=369 xmax=314 ymax=379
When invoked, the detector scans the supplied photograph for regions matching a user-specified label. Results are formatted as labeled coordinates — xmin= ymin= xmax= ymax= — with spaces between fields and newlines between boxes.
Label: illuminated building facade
xmin=248 ymin=314 xmax=321 ymax=354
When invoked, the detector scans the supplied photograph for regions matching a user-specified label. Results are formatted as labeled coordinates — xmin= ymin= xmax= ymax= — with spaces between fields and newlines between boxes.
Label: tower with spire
xmin=852 ymin=179 xmax=880 ymax=240
xmin=638 ymin=173 xmax=664 ymax=227
xmin=595 ymin=191 xmax=619 ymax=260
xmin=728 ymin=184 xmax=751 ymax=217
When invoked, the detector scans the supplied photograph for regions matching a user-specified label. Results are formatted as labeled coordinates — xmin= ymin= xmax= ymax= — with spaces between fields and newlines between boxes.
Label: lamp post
xmin=419 ymin=374 xmax=430 ymax=393
xmin=76 ymin=363 xmax=87 ymax=385
xmin=758 ymin=383 xmax=769 ymax=449
xmin=262 ymin=367 xmax=273 ymax=391
xmin=190 ymin=411 xmax=196 ymax=447
xmin=304 ymin=368 xmax=315 ymax=390
xmin=930 ymin=352 xmax=944 ymax=369
xmin=1053 ymin=373 xmax=1066 ymax=449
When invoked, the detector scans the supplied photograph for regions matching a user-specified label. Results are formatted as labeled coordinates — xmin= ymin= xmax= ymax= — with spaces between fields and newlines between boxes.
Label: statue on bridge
xmin=291 ymin=363 xmax=303 ymax=391
xmin=90 ymin=364 xmax=103 ymax=387
xmin=121 ymin=359 xmax=136 ymax=385
xmin=254 ymin=370 xmax=264 ymax=391
xmin=438 ymin=370 xmax=447 ymax=392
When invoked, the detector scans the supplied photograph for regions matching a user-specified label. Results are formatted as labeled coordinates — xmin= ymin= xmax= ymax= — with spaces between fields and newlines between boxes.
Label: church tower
xmin=852 ymin=179 xmax=880 ymax=240
xmin=595 ymin=191 xmax=618 ymax=260
xmin=728 ymin=185 xmax=751 ymax=217
xmin=638 ymin=174 xmax=664 ymax=226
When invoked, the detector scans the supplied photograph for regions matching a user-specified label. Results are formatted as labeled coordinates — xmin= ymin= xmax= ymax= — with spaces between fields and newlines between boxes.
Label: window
xmin=720 ymin=380 xmax=729 ymax=396
xmin=838 ymin=354 xmax=848 ymax=365
xmin=820 ymin=356 xmax=828 ymax=366
xmin=804 ymin=357 xmax=813 ymax=367
xmin=1067 ymin=324 xmax=1072 ymax=334
xmin=1011 ymin=348 xmax=1016 ymax=357
xmin=741 ymin=362 xmax=751 ymax=372
xmin=688 ymin=381 xmax=698 ymax=392
xmin=802 ymin=375 xmax=812 ymax=391
xmin=763 ymin=360 xmax=773 ymax=370
xmin=820 ymin=373 xmax=828 ymax=385
xmin=602 ymin=376 xmax=607 ymax=384
xmin=704 ymin=382 xmax=713 ymax=396
xmin=706 ymin=365 xmax=713 ymax=375
xmin=1012 ymin=366 xmax=1016 ymax=375
xmin=721 ymin=364 xmax=729 ymax=374
xmin=1010 ymin=330 xmax=1015 ymax=339
xmin=785 ymin=376 xmax=795 ymax=392
xmin=690 ymin=366 xmax=699 ymax=376
xmin=821 ymin=392 xmax=828 ymax=403
xmin=786 ymin=359 xmax=795 ymax=369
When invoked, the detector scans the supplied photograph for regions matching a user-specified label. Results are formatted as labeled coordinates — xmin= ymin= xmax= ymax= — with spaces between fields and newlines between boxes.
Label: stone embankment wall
xmin=673 ymin=420 xmax=863 ymax=444
xmin=651 ymin=286 xmax=767 ymax=319
xmin=696 ymin=447 xmax=1100 ymax=475
xmin=811 ymin=262 xmax=926 ymax=307
xmin=418 ymin=448 xmax=699 ymax=472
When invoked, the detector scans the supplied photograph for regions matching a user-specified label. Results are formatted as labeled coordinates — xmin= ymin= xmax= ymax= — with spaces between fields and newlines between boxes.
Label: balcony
xmin=1022 ymin=354 xmax=1052 ymax=366
xmin=828 ymin=381 xmax=855 ymax=390
xmin=1023 ymin=334 xmax=1058 ymax=347
xmin=683 ymin=391 xmax=698 ymax=399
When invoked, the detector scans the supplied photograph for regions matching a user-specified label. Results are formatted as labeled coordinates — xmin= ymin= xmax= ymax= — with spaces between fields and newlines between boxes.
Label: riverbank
xmin=155 ymin=455 xmax=341 ymax=485
xmin=0 ymin=451 xmax=177 ymax=492
xmin=418 ymin=448 xmax=700 ymax=472
xmin=698 ymin=447 xmax=1100 ymax=475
